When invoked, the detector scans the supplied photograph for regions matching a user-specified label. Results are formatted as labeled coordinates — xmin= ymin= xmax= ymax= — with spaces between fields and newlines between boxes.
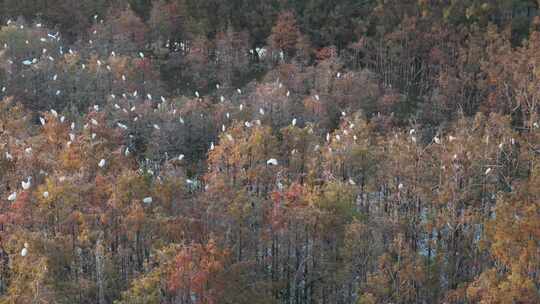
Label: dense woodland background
xmin=0 ymin=0 xmax=539 ymax=303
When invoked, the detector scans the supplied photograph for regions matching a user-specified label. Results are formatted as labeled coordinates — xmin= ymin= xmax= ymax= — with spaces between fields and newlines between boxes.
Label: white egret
xmin=267 ymin=158 xmax=278 ymax=166
xmin=7 ymin=192 xmax=17 ymax=201
xmin=98 ymin=159 xmax=106 ymax=168
xmin=21 ymin=177 xmax=31 ymax=190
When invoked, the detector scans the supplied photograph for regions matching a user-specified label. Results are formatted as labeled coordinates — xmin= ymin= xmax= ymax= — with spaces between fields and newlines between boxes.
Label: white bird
xmin=5 ymin=151 xmax=13 ymax=160
xmin=341 ymin=111 xmax=346 ymax=117
xmin=335 ymin=134 xmax=341 ymax=141
xmin=237 ymin=88 xmax=242 ymax=94
xmin=348 ymin=178 xmax=356 ymax=185
xmin=220 ymin=95 xmax=225 ymax=102
xmin=39 ymin=117 xmax=46 ymax=126
xmin=326 ymin=133 xmax=330 ymax=142
xmin=222 ymin=125 xmax=226 ymax=132
xmin=117 ymin=123 xmax=128 ymax=130
xmin=71 ymin=122 xmax=75 ymax=130
xmin=124 ymin=148 xmax=130 ymax=156
xmin=50 ymin=109 xmax=58 ymax=117
xmin=21 ymin=246 xmax=28 ymax=257
xmin=25 ymin=147 xmax=32 ymax=155
xmin=210 ymin=142 xmax=214 ymax=150
xmin=259 ymin=108 xmax=265 ymax=115
xmin=485 ymin=168 xmax=492 ymax=175
xmin=434 ymin=136 xmax=441 ymax=144
xmin=139 ymin=52 xmax=144 ymax=58
xmin=160 ymin=96 xmax=166 ymax=103
xmin=143 ymin=197 xmax=153 ymax=204
xmin=147 ymin=94 xmax=152 ymax=100
xmin=195 ymin=91 xmax=200 ymax=98
xmin=55 ymin=90 xmax=61 ymax=96
xmin=535 ymin=122 xmax=540 ymax=129
xmin=448 ymin=135 xmax=456 ymax=142
xmin=7 ymin=192 xmax=17 ymax=201
xmin=93 ymin=105 xmax=99 ymax=111
xmin=244 ymin=121 xmax=252 ymax=128
xmin=292 ymin=118 xmax=297 ymax=126
xmin=153 ymin=124 xmax=160 ymax=130
xmin=52 ymin=74 xmax=58 ymax=81
xmin=179 ymin=117 xmax=185 ymax=124
xmin=91 ymin=133 xmax=96 ymax=139
xmin=409 ymin=129 xmax=415 ymax=135
xmin=398 ymin=183 xmax=404 ymax=190
xmin=122 ymin=74 xmax=126 ymax=81
xmin=178 ymin=154 xmax=185 ymax=161
xmin=226 ymin=112 xmax=230 ymax=119
xmin=267 ymin=158 xmax=278 ymax=166
xmin=286 ymin=90 xmax=290 ymax=97
xmin=43 ymin=191 xmax=49 ymax=198
xmin=315 ymin=94 xmax=320 ymax=101
xmin=98 ymin=159 xmax=106 ymax=168
xmin=91 ymin=119 xmax=98 ymax=126
xmin=21 ymin=177 xmax=31 ymax=190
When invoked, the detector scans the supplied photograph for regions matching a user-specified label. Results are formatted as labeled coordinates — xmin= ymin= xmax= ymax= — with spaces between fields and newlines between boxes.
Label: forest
xmin=0 ymin=0 xmax=539 ymax=303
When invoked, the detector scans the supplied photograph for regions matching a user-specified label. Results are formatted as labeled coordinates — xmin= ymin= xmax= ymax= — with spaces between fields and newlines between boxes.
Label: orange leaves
xmin=269 ymin=11 xmax=300 ymax=58
xmin=167 ymin=239 xmax=228 ymax=302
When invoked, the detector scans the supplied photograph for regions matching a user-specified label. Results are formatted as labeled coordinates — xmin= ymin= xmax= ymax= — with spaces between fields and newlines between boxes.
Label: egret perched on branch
xmin=43 ymin=191 xmax=49 ymax=198
xmin=21 ymin=177 xmax=31 ymax=190
xmin=98 ymin=159 xmax=106 ymax=168
xmin=7 ymin=192 xmax=17 ymax=201
xmin=292 ymin=118 xmax=297 ymax=126
xmin=20 ymin=243 xmax=28 ymax=257
xmin=267 ymin=158 xmax=278 ymax=166
xmin=143 ymin=197 xmax=153 ymax=204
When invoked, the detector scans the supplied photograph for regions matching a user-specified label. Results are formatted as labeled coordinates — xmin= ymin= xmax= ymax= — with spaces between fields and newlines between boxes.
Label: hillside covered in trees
xmin=0 ymin=0 xmax=539 ymax=303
